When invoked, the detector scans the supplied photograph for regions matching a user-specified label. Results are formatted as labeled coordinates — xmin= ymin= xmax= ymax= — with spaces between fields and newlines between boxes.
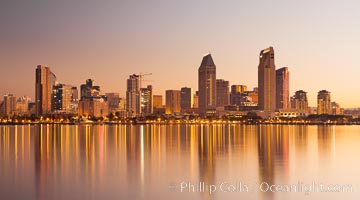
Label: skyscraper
xmin=0 ymin=94 xmax=16 ymax=117
xmin=180 ymin=87 xmax=193 ymax=112
xmin=276 ymin=67 xmax=289 ymax=110
xmin=230 ymin=85 xmax=247 ymax=105
xmin=140 ymin=85 xmax=153 ymax=115
xmin=317 ymin=90 xmax=331 ymax=114
xmin=78 ymin=79 xmax=108 ymax=117
xmin=216 ymin=79 xmax=229 ymax=107
xmin=166 ymin=90 xmax=181 ymax=114
xmin=35 ymin=65 xmax=56 ymax=116
xmin=258 ymin=47 xmax=276 ymax=118
xmin=198 ymin=53 xmax=216 ymax=116
xmin=153 ymin=95 xmax=163 ymax=108
xmin=52 ymin=83 xmax=73 ymax=113
xmin=290 ymin=90 xmax=308 ymax=114
xmin=126 ymin=74 xmax=140 ymax=117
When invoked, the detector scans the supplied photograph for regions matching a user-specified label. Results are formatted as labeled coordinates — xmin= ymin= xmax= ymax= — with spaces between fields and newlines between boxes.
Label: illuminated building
xmin=78 ymin=79 xmax=108 ymax=117
xmin=230 ymin=85 xmax=247 ymax=105
xmin=180 ymin=87 xmax=193 ymax=112
xmin=0 ymin=94 xmax=17 ymax=117
xmin=331 ymin=101 xmax=341 ymax=115
xmin=258 ymin=47 xmax=276 ymax=118
xmin=165 ymin=90 xmax=180 ymax=114
xmin=140 ymin=85 xmax=153 ymax=115
xmin=276 ymin=67 xmax=289 ymax=109
xmin=35 ymin=65 xmax=56 ymax=116
xmin=126 ymin=74 xmax=140 ymax=117
xmin=52 ymin=83 xmax=73 ymax=113
xmin=290 ymin=90 xmax=308 ymax=114
xmin=198 ymin=53 xmax=216 ymax=116
xmin=16 ymin=96 xmax=31 ymax=115
xmin=216 ymin=79 xmax=229 ymax=107
xmin=317 ymin=90 xmax=331 ymax=114
xmin=153 ymin=95 xmax=163 ymax=108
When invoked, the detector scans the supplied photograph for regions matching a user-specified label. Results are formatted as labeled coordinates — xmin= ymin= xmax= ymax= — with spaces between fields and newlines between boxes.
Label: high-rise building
xmin=331 ymin=102 xmax=341 ymax=115
xmin=106 ymin=93 xmax=122 ymax=113
xmin=290 ymin=90 xmax=308 ymax=114
xmin=230 ymin=85 xmax=247 ymax=105
xmin=198 ymin=54 xmax=216 ymax=116
xmin=35 ymin=65 xmax=56 ymax=116
xmin=180 ymin=87 xmax=193 ymax=112
xmin=78 ymin=79 xmax=108 ymax=117
xmin=16 ymin=96 xmax=31 ymax=115
xmin=126 ymin=74 xmax=140 ymax=117
xmin=193 ymin=91 xmax=199 ymax=108
xmin=0 ymin=94 xmax=17 ymax=117
xmin=258 ymin=47 xmax=276 ymax=118
xmin=52 ymin=83 xmax=73 ymax=113
xmin=317 ymin=90 xmax=331 ymax=114
xmin=153 ymin=95 xmax=163 ymax=108
xmin=166 ymin=90 xmax=181 ymax=114
xmin=140 ymin=85 xmax=153 ymax=115
xmin=276 ymin=67 xmax=289 ymax=110
xmin=80 ymin=79 xmax=100 ymax=99
xmin=216 ymin=79 xmax=229 ymax=107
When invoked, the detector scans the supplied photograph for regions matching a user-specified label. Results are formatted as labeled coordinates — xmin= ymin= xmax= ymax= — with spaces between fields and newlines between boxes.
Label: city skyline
xmin=1 ymin=1 xmax=360 ymax=108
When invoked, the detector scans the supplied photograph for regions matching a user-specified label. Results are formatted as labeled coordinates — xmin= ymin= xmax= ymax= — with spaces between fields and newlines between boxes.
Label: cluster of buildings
xmin=0 ymin=47 xmax=346 ymax=119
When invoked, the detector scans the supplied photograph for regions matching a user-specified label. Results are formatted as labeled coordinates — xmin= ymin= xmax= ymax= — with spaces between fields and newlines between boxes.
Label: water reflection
xmin=0 ymin=124 xmax=359 ymax=200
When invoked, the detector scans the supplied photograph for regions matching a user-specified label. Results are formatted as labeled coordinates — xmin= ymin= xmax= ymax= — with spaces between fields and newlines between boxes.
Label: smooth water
xmin=0 ymin=124 xmax=359 ymax=200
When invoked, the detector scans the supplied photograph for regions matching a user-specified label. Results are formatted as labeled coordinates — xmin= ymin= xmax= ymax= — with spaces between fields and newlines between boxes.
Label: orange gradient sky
xmin=0 ymin=0 xmax=360 ymax=107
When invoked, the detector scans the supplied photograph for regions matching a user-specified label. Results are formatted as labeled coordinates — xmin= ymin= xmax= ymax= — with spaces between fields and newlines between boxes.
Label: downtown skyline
xmin=1 ymin=1 xmax=360 ymax=108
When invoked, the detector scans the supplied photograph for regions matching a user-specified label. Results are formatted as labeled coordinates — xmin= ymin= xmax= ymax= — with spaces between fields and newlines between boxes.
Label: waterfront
xmin=0 ymin=124 xmax=359 ymax=200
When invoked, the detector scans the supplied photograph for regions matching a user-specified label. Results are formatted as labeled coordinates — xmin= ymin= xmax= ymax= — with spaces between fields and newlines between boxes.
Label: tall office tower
xmin=153 ymin=95 xmax=163 ymax=108
xmin=230 ymin=85 xmax=247 ymax=105
xmin=126 ymin=74 xmax=140 ymax=117
xmin=331 ymin=102 xmax=341 ymax=115
xmin=80 ymin=79 xmax=100 ymax=99
xmin=198 ymin=53 xmax=216 ymax=116
xmin=16 ymin=96 xmax=31 ymax=115
xmin=180 ymin=87 xmax=193 ymax=111
xmin=258 ymin=47 xmax=276 ymax=118
xmin=193 ymin=91 xmax=199 ymax=108
xmin=0 ymin=94 xmax=17 ymax=117
xmin=290 ymin=90 xmax=308 ymax=114
xmin=52 ymin=83 xmax=73 ymax=113
xmin=165 ymin=90 xmax=181 ymax=114
xmin=35 ymin=65 xmax=56 ymax=116
xmin=276 ymin=67 xmax=289 ymax=110
xmin=317 ymin=90 xmax=331 ymax=114
xmin=70 ymin=87 xmax=79 ymax=113
xmin=140 ymin=85 xmax=153 ymax=115
xmin=216 ymin=79 xmax=229 ymax=107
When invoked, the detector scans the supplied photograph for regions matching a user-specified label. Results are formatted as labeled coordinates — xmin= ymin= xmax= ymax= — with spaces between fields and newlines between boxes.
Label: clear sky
xmin=1 ymin=0 xmax=360 ymax=108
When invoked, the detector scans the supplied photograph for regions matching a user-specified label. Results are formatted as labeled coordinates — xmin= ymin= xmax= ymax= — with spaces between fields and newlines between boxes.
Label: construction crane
xmin=138 ymin=72 xmax=152 ymax=90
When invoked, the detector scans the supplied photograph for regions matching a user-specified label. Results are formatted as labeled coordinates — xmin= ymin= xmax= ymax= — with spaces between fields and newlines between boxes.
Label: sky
xmin=0 ymin=0 xmax=360 ymax=108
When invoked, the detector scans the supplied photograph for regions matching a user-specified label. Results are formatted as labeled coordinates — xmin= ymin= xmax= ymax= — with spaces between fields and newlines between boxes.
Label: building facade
xmin=276 ymin=67 xmax=289 ymax=110
xmin=165 ymin=90 xmax=181 ymax=114
xmin=180 ymin=87 xmax=193 ymax=112
xmin=126 ymin=74 xmax=140 ymax=117
xmin=35 ymin=65 xmax=56 ymax=116
xmin=290 ymin=90 xmax=309 ymax=115
xmin=140 ymin=85 xmax=153 ymax=115
xmin=216 ymin=79 xmax=229 ymax=107
xmin=198 ymin=54 xmax=216 ymax=116
xmin=258 ymin=47 xmax=276 ymax=118
xmin=317 ymin=90 xmax=331 ymax=114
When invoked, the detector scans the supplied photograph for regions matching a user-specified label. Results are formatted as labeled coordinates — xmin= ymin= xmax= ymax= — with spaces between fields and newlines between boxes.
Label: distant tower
xmin=317 ymin=90 xmax=331 ymax=114
xmin=140 ymin=85 xmax=153 ymax=115
xmin=216 ymin=79 xmax=229 ymax=107
xmin=35 ymin=65 xmax=56 ymax=116
xmin=198 ymin=54 xmax=216 ymax=116
xmin=276 ymin=67 xmax=289 ymax=109
xmin=180 ymin=87 xmax=193 ymax=112
xmin=290 ymin=90 xmax=308 ymax=114
xmin=126 ymin=74 xmax=140 ymax=117
xmin=166 ymin=90 xmax=181 ymax=114
xmin=258 ymin=47 xmax=276 ymax=118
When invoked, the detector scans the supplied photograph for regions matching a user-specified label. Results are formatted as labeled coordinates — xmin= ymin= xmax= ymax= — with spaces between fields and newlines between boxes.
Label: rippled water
xmin=0 ymin=124 xmax=359 ymax=200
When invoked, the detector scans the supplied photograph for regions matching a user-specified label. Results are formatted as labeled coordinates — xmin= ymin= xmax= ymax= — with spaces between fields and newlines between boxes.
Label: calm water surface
xmin=0 ymin=124 xmax=360 ymax=200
